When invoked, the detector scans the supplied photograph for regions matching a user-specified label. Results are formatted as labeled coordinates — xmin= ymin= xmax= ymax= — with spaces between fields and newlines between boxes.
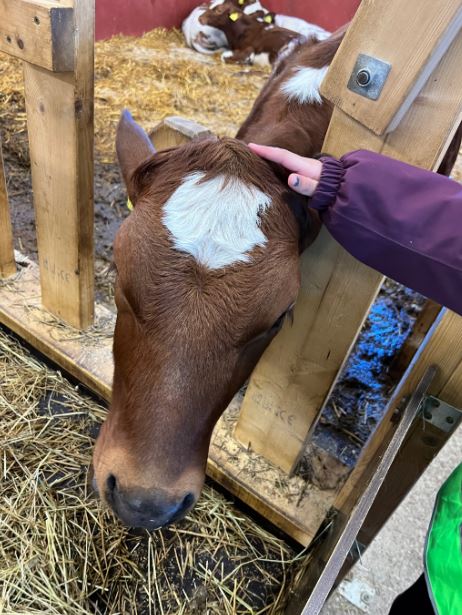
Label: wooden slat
xmin=150 ymin=116 xmax=212 ymax=150
xmin=286 ymin=367 xmax=438 ymax=615
xmin=0 ymin=253 xmax=340 ymax=546
xmin=321 ymin=0 xmax=462 ymax=135
xmin=0 ymin=143 xmax=16 ymax=277
xmin=287 ymin=309 xmax=462 ymax=613
xmin=235 ymin=27 xmax=462 ymax=474
xmin=0 ymin=0 xmax=74 ymax=71
xmin=23 ymin=0 xmax=94 ymax=329
xmin=235 ymin=232 xmax=380 ymax=472
xmin=336 ymin=310 xmax=462 ymax=515
xmin=389 ymin=299 xmax=441 ymax=380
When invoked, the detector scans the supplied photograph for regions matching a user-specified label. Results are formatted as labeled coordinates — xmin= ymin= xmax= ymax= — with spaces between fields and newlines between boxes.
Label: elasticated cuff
xmin=310 ymin=156 xmax=345 ymax=211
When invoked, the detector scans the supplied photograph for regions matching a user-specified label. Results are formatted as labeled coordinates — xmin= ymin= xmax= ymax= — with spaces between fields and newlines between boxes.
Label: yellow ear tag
xmin=229 ymin=11 xmax=240 ymax=21
xmin=238 ymin=0 xmax=245 ymax=5
xmin=264 ymin=14 xmax=273 ymax=23
xmin=127 ymin=198 xmax=133 ymax=211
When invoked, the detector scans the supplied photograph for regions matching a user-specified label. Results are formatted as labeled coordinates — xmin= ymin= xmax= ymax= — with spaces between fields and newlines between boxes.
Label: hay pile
xmin=0 ymin=327 xmax=307 ymax=614
xmin=0 ymin=28 xmax=270 ymax=165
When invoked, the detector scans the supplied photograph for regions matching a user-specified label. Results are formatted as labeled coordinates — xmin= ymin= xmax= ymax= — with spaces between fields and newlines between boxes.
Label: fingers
xmin=288 ymin=173 xmax=318 ymax=197
xmin=248 ymin=143 xmax=322 ymax=182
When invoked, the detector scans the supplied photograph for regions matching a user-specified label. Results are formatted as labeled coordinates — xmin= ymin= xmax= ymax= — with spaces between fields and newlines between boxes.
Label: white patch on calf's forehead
xmin=281 ymin=65 xmax=329 ymax=104
xmin=162 ymin=172 xmax=272 ymax=269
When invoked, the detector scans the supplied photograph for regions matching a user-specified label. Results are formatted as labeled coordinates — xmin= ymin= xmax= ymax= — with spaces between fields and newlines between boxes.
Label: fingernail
xmin=291 ymin=176 xmax=300 ymax=188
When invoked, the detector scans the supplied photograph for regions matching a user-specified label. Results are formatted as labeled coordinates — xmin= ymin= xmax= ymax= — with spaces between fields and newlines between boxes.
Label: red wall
xmin=96 ymin=0 xmax=360 ymax=41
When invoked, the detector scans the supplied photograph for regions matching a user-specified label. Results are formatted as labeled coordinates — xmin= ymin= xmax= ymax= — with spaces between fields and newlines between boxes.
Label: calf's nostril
xmin=169 ymin=492 xmax=195 ymax=523
xmin=182 ymin=492 xmax=194 ymax=511
xmin=106 ymin=474 xmax=117 ymax=493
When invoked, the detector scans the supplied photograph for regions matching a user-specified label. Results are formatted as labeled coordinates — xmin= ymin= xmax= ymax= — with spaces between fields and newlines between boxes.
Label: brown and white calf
xmin=199 ymin=2 xmax=302 ymax=64
xmin=93 ymin=30 xmax=461 ymax=530
xmin=182 ymin=0 xmax=267 ymax=55
xmin=237 ymin=25 xmax=462 ymax=170
xmin=92 ymin=112 xmax=319 ymax=529
xmin=236 ymin=27 xmax=346 ymax=152
xmin=93 ymin=30 xmax=342 ymax=531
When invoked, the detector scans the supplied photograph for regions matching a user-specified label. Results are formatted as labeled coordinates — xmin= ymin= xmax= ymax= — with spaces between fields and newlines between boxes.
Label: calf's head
xmin=92 ymin=111 xmax=320 ymax=529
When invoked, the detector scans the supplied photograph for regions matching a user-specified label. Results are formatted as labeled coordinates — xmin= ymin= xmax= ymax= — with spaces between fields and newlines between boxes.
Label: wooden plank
xmin=0 ymin=254 xmax=341 ymax=546
xmin=335 ymin=309 xmax=462 ymax=515
xmin=23 ymin=0 xmax=94 ymax=329
xmin=0 ymin=0 xmax=74 ymax=71
xmin=0 ymin=254 xmax=111 ymax=399
xmin=235 ymin=27 xmax=462 ymax=475
xmin=389 ymin=299 xmax=441 ymax=380
xmin=287 ymin=309 xmax=462 ymax=613
xmin=0 ymin=143 xmax=16 ymax=278
xmin=149 ymin=116 xmax=212 ymax=150
xmin=321 ymin=0 xmax=462 ymax=135
xmin=285 ymin=367 xmax=437 ymax=615
xmin=235 ymin=231 xmax=381 ymax=472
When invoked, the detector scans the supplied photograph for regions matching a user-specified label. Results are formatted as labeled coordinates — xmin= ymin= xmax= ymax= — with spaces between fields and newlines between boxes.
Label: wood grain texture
xmin=0 ymin=143 xmax=16 ymax=277
xmin=321 ymin=0 xmax=462 ymax=135
xmin=335 ymin=309 xmax=462 ymax=514
xmin=149 ymin=116 xmax=212 ymax=150
xmin=23 ymin=0 xmax=94 ymax=329
xmin=0 ymin=0 xmax=74 ymax=71
xmin=236 ymin=27 xmax=462 ymax=476
xmin=285 ymin=366 xmax=438 ymax=615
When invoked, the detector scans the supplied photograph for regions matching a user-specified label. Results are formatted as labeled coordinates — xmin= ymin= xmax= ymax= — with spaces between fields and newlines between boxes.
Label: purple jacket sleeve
xmin=310 ymin=150 xmax=462 ymax=316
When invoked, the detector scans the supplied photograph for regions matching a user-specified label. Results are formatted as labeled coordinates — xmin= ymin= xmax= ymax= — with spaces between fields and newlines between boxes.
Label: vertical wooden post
xmin=235 ymin=1 xmax=462 ymax=474
xmin=24 ymin=0 xmax=94 ymax=329
xmin=0 ymin=143 xmax=16 ymax=278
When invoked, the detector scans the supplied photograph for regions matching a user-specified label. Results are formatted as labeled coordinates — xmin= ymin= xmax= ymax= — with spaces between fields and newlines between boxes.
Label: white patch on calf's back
xmin=163 ymin=172 xmax=272 ymax=269
xmin=281 ymin=65 xmax=329 ymax=104
xmin=252 ymin=52 xmax=271 ymax=66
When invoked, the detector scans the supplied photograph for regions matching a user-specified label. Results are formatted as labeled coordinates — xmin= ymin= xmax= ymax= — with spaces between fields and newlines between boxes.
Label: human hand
xmin=248 ymin=143 xmax=322 ymax=196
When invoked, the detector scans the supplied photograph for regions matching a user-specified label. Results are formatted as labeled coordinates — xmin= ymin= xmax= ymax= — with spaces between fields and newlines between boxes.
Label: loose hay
xmin=0 ymin=328 xmax=308 ymax=614
xmin=0 ymin=28 xmax=270 ymax=165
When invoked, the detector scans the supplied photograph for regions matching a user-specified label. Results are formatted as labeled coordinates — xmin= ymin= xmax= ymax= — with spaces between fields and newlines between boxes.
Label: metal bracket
xmin=421 ymin=396 xmax=462 ymax=433
xmin=347 ymin=53 xmax=392 ymax=101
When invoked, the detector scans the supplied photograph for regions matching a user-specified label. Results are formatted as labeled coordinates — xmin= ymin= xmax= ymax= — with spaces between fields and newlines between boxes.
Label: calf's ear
xmin=116 ymin=109 xmax=155 ymax=200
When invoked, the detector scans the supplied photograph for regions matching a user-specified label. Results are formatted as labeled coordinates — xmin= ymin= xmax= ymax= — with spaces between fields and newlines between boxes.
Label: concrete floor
xmin=321 ymin=423 xmax=462 ymax=615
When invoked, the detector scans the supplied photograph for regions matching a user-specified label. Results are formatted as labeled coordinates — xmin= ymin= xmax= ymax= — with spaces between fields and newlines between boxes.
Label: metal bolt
xmin=34 ymin=16 xmax=40 ymax=25
xmin=432 ymin=398 xmax=441 ymax=407
xmin=361 ymin=592 xmax=370 ymax=604
xmin=356 ymin=68 xmax=371 ymax=87
xmin=6 ymin=35 xmax=12 ymax=43
xmin=446 ymin=416 xmax=455 ymax=424
xmin=423 ymin=409 xmax=432 ymax=420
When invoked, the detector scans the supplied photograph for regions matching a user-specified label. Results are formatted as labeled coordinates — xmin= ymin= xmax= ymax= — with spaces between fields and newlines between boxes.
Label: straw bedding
xmin=0 ymin=327 xmax=309 ymax=614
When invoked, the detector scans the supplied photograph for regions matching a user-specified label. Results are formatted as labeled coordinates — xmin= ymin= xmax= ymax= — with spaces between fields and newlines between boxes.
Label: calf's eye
xmin=270 ymin=305 xmax=295 ymax=333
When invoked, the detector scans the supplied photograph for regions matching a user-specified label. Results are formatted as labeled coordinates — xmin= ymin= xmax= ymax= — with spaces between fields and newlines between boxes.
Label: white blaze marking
xmin=163 ymin=172 xmax=272 ymax=269
xmin=281 ymin=65 xmax=329 ymax=104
